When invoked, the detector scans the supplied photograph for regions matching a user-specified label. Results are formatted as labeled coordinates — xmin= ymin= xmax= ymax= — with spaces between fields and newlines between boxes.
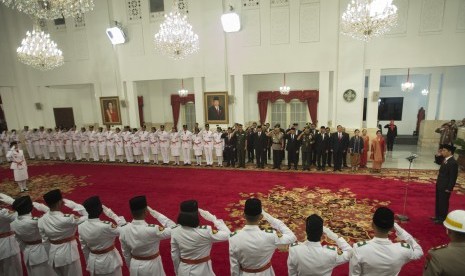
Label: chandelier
xmin=341 ymin=0 xmax=398 ymax=42
xmin=178 ymin=79 xmax=188 ymax=97
xmin=279 ymin=73 xmax=291 ymax=95
xmin=421 ymin=89 xmax=429 ymax=96
xmin=401 ymin=68 xmax=415 ymax=92
xmin=17 ymin=25 xmax=64 ymax=71
xmin=1 ymin=0 xmax=94 ymax=19
xmin=154 ymin=1 xmax=199 ymax=60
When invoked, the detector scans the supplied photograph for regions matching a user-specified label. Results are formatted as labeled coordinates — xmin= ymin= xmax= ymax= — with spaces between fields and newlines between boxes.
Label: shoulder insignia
xmin=158 ymin=226 xmax=165 ymax=231
xmin=32 ymin=217 xmax=39 ymax=220
xmin=356 ymin=241 xmax=367 ymax=247
xmin=171 ymin=225 xmax=179 ymax=229
xmin=111 ymin=223 xmax=117 ymax=229
xmin=400 ymin=242 xmax=411 ymax=249
xmin=64 ymin=214 xmax=72 ymax=217
xmin=148 ymin=224 xmax=156 ymax=227
xmin=103 ymin=221 xmax=111 ymax=224
xmin=290 ymin=242 xmax=299 ymax=247
xmin=276 ymin=231 xmax=283 ymax=238
xmin=199 ymin=225 xmax=208 ymax=229
xmin=337 ymin=248 xmax=343 ymax=255
xmin=325 ymin=245 xmax=336 ymax=251
xmin=431 ymin=244 xmax=448 ymax=251
xmin=230 ymin=231 xmax=238 ymax=237
xmin=264 ymin=229 xmax=274 ymax=234
xmin=212 ymin=229 xmax=218 ymax=235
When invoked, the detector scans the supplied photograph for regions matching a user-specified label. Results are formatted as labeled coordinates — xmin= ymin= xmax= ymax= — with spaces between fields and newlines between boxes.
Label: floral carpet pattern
xmin=226 ymin=185 xmax=390 ymax=243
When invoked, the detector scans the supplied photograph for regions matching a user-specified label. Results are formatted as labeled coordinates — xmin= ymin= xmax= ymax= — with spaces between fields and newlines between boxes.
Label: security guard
xmin=79 ymin=196 xmax=126 ymax=276
xmin=424 ymin=210 xmax=465 ymax=276
xmin=38 ymin=189 xmax=86 ymax=276
xmin=349 ymin=207 xmax=423 ymax=275
xmin=229 ymin=198 xmax=296 ymax=275
xmin=171 ymin=200 xmax=230 ymax=275
xmin=287 ymin=214 xmax=352 ymax=276
xmin=10 ymin=195 xmax=54 ymax=275
xmin=0 ymin=194 xmax=22 ymax=276
xmin=233 ymin=124 xmax=247 ymax=168
xmin=119 ymin=195 xmax=175 ymax=276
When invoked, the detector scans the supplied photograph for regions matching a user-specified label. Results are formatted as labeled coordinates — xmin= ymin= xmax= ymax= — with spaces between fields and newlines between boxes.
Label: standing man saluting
xmin=432 ymin=144 xmax=459 ymax=224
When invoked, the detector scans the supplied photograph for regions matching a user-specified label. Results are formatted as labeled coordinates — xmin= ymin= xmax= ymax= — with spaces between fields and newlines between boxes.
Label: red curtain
xmin=137 ymin=96 xmax=144 ymax=127
xmin=170 ymin=94 xmax=195 ymax=127
xmin=257 ymin=90 xmax=319 ymax=123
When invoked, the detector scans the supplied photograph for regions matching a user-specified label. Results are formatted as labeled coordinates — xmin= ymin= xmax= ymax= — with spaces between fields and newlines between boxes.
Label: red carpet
xmin=1 ymin=162 xmax=465 ymax=276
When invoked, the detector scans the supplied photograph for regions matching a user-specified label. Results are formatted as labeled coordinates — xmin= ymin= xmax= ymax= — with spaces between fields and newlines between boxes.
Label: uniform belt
xmin=91 ymin=244 xmax=115 ymax=255
xmin=49 ymin=236 xmax=76 ymax=245
xmin=0 ymin=231 xmax=14 ymax=238
xmin=131 ymin=251 xmax=160 ymax=261
xmin=24 ymin=239 xmax=42 ymax=245
xmin=180 ymin=255 xmax=211 ymax=265
xmin=240 ymin=262 xmax=272 ymax=273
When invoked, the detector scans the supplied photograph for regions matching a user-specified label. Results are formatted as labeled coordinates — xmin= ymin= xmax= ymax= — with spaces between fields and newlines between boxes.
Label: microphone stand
xmin=397 ymin=155 xmax=417 ymax=222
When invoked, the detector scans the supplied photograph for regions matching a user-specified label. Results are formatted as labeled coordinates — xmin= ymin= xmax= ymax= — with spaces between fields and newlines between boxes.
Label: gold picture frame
xmin=204 ymin=92 xmax=229 ymax=124
xmin=100 ymin=96 xmax=122 ymax=125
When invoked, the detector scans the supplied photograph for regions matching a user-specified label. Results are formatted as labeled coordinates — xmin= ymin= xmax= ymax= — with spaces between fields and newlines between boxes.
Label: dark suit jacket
xmin=330 ymin=132 xmax=349 ymax=152
xmin=315 ymin=133 xmax=330 ymax=152
xmin=208 ymin=105 xmax=225 ymax=120
xmin=436 ymin=157 xmax=459 ymax=191
xmin=384 ymin=124 xmax=398 ymax=138
xmin=254 ymin=132 xmax=268 ymax=151
xmin=284 ymin=134 xmax=300 ymax=151
xmin=222 ymin=133 xmax=236 ymax=148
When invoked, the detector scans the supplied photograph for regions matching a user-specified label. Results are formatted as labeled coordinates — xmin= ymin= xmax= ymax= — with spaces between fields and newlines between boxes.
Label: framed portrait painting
xmin=204 ymin=92 xmax=229 ymax=124
xmin=100 ymin=96 xmax=122 ymax=125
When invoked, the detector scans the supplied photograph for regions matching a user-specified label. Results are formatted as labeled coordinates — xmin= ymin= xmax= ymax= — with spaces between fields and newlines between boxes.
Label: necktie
xmin=338 ymin=133 xmax=341 ymax=140
xmin=259 ymin=132 xmax=261 ymax=136
xmin=292 ymin=134 xmax=294 ymax=139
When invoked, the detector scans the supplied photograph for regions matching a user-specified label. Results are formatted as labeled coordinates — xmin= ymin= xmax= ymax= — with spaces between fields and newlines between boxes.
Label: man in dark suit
xmin=207 ymin=96 xmax=225 ymax=120
xmin=432 ymin=144 xmax=459 ymax=224
xmin=314 ymin=126 xmax=330 ymax=171
xmin=330 ymin=125 xmax=349 ymax=171
xmin=222 ymin=127 xmax=236 ymax=167
xmin=342 ymin=127 xmax=350 ymax=167
xmin=384 ymin=120 xmax=398 ymax=151
xmin=326 ymin=127 xmax=332 ymax=167
xmin=284 ymin=128 xmax=300 ymax=170
xmin=253 ymin=126 xmax=268 ymax=169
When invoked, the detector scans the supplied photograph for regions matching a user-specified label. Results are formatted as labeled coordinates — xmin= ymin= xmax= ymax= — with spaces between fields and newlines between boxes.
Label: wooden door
xmin=53 ymin=108 xmax=75 ymax=128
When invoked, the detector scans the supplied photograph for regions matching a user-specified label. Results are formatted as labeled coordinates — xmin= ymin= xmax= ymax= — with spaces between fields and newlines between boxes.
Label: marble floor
xmin=383 ymin=144 xmax=440 ymax=170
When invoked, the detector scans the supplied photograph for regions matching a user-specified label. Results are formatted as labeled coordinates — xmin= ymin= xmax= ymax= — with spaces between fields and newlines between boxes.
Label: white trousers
xmin=0 ymin=253 xmax=23 ymax=276
xmin=41 ymin=145 xmax=50 ymax=159
xmin=124 ymin=146 xmax=134 ymax=162
xmin=53 ymin=259 xmax=82 ymax=276
xmin=107 ymin=145 xmax=115 ymax=162
xmin=93 ymin=267 xmax=123 ymax=276
xmin=90 ymin=145 xmax=99 ymax=161
xmin=26 ymin=143 xmax=35 ymax=158
xmin=204 ymin=147 xmax=213 ymax=165
xmin=182 ymin=148 xmax=191 ymax=164
xmin=73 ymin=144 xmax=82 ymax=160
xmin=56 ymin=145 xmax=65 ymax=160
xmin=160 ymin=147 xmax=170 ymax=163
xmin=141 ymin=146 xmax=150 ymax=163
xmin=27 ymin=260 xmax=55 ymax=276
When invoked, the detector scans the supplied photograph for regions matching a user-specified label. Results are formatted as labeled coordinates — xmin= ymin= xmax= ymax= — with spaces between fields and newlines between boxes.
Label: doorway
xmin=53 ymin=108 xmax=75 ymax=128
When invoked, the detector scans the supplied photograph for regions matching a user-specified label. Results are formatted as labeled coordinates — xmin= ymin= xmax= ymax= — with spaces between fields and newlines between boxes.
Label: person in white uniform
xmin=213 ymin=127 xmax=225 ymax=167
xmin=229 ymin=198 xmax=297 ymax=276
xmin=287 ymin=214 xmax=352 ymax=276
xmin=80 ymin=127 xmax=90 ymax=162
xmin=97 ymin=127 xmax=107 ymax=162
xmin=201 ymin=124 xmax=214 ymax=167
xmin=55 ymin=127 xmax=66 ymax=161
xmin=0 ymin=204 xmax=22 ymax=276
xmin=114 ymin=128 xmax=124 ymax=163
xmin=63 ymin=128 xmax=74 ymax=161
xmin=6 ymin=141 xmax=29 ymax=192
xmin=170 ymin=127 xmax=181 ymax=166
xmin=79 ymin=196 xmax=126 ymax=276
xmin=119 ymin=195 xmax=175 ymax=276
xmin=24 ymin=126 xmax=35 ymax=159
xmin=9 ymin=195 xmax=54 ymax=275
xmin=88 ymin=126 xmax=99 ymax=162
xmin=72 ymin=127 xmax=82 ymax=161
xmin=139 ymin=125 xmax=150 ymax=164
xmin=39 ymin=126 xmax=50 ymax=160
xmin=0 ymin=130 xmax=10 ymax=156
xmin=38 ymin=189 xmax=87 ymax=276
xmin=123 ymin=126 xmax=134 ymax=163
xmin=157 ymin=125 xmax=171 ymax=165
xmin=171 ymin=200 xmax=230 ymax=276
xmin=106 ymin=127 xmax=116 ymax=162
xmin=149 ymin=127 xmax=160 ymax=165
xmin=47 ymin=128 xmax=57 ymax=160
xmin=131 ymin=128 xmax=142 ymax=164
xmin=32 ymin=128 xmax=43 ymax=160
xmin=349 ymin=207 xmax=423 ymax=276
xmin=192 ymin=128 xmax=203 ymax=166
xmin=179 ymin=125 xmax=192 ymax=166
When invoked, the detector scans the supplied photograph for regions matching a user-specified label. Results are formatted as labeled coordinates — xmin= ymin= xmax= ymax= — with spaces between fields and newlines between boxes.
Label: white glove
xmin=394 ymin=223 xmax=411 ymax=241
xmin=0 ymin=193 xmax=14 ymax=205
xmin=323 ymin=226 xmax=339 ymax=241
xmin=33 ymin=202 xmax=50 ymax=213
xmin=147 ymin=206 xmax=162 ymax=220
xmin=63 ymin=199 xmax=88 ymax=216
xmin=103 ymin=205 xmax=118 ymax=220
xmin=199 ymin=208 xmax=217 ymax=222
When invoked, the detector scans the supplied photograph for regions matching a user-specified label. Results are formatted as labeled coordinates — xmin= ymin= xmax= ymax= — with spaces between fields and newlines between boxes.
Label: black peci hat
xmin=12 ymin=196 xmax=33 ymax=216
xmin=373 ymin=207 xmax=394 ymax=230
xmin=43 ymin=189 xmax=63 ymax=206
xmin=177 ymin=200 xmax=199 ymax=228
xmin=244 ymin=198 xmax=262 ymax=216
xmin=83 ymin=196 xmax=103 ymax=218
xmin=129 ymin=196 xmax=147 ymax=212
xmin=306 ymin=214 xmax=323 ymax=241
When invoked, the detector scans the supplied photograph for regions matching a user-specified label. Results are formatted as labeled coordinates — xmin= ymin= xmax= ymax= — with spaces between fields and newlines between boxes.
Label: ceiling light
xmin=279 ymin=73 xmax=290 ymax=95
xmin=221 ymin=6 xmax=241 ymax=33
xmin=401 ymin=68 xmax=415 ymax=92
xmin=106 ymin=25 xmax=126 ymax=45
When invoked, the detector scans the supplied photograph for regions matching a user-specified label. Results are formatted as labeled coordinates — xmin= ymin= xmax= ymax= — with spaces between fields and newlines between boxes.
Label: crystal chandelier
xmin=17 ymin=25 xmax=64 ymax=71
xmin=421 ymin=89 xmax=429 ymax=96
xmin=341 ymin=0 xmax=398 ymax=42
xmin=154 ymin=1 xmax=199 ymax=60
xmin=178 ymin=79 xmax=188 ymax=97
xmin=279 ymin=73 xmax=291 ymax=95
xmin=401 ymin=68 xmax=415 ymax=92
xmin=1 ymin=0 xmax=94 ymax=19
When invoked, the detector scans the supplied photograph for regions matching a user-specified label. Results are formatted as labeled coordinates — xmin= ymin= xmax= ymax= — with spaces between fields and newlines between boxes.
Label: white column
xmin=426 ymin=72 xmax=442 ymax=120
xmin=194 ymin=77 xmax=204 ymax=126
xmin=125 ymin=81 xmax=139 ymax=127
xmin=233 ymin=74 xmax=245 ymax=125
xmin=366 ymin=68 xmax=381 ymax=129
xmin=318 ymin=71 xmax=330 ymax=126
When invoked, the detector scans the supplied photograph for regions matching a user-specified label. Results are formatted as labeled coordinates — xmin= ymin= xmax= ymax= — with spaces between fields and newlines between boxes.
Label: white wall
xmin=438 ymin=66 xmax=465 ymax=120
